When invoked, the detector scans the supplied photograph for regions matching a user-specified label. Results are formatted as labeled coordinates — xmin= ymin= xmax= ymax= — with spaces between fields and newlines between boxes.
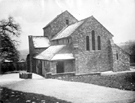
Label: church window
xmin=116 ymin=53 xmax=119 ymax=60
xmin=86 ymin=36 xmax=90 ymax=50
xmin=97 ymin=36 xmax=101 ymax=50
xmin=92 ymin=30 xmax=95 ymax=50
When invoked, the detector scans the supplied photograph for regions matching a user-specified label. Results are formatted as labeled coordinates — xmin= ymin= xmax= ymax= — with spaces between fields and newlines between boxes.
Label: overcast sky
xmin=0 ymin=0 xmax=135 ymax=50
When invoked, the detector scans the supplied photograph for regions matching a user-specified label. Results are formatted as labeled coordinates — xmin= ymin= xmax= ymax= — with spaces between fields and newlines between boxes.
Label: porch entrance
xmin=56 ymin=61 xmax=64 ymax=73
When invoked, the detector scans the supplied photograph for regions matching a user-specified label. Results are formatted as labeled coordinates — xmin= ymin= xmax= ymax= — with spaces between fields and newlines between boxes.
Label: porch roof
xmin=34 ymin=45 xmax=74 ymax=60
xmin=51 ymin=53 xmax=74 ymax=61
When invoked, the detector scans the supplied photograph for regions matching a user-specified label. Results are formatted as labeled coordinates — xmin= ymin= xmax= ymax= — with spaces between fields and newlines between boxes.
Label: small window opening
xmin=116 ymin=53 xmax=118 ymax=60
xmin=86 ymin=36 xmax=90 ymax=51
xmin=66 ymin=19 xmax=69 ymax=25
xmin=92 ymin=30 xmax=95 ymax=50
xmin=97 ymin=36 xmax=101 ymax=50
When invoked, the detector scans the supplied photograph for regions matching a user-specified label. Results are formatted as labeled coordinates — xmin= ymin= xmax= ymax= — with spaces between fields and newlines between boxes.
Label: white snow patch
xmin=1 ymin=78 xmax=135 ymax=103
xmin=51 ymin=53 xmax=74 ymax=60
xmin=101 ymin=70 xmax=135 ymax=76
xmin=33 ymin=37 xmax=50 ymax=48
xmin=0 ymin=73 xmax=135 ymax=103
xmin=0 ymin=73 xmax=44 ymax=86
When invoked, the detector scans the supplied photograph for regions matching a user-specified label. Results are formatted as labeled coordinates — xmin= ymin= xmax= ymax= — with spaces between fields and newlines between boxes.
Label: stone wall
xmin=43 ymin=11 xmax=78 ymax=39
xmin=64 ymin=60 xmax=75 ymax=72
xmin=46 ymin=72 xmax=100 ymax=81
xmin=111 ymin=43 xmax=130 ymax=72
xmin=50 ymin=60 xmax=75 ymax=74
xmin=71 ymin=16 xmax=113 ymax=74
xmin=28 ymin=35 xmax=48 ymax=73
xmin=51 ymin=37 xmax=72 ymax=45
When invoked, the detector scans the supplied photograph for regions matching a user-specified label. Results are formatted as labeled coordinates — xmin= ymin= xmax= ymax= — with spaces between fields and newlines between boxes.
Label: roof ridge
xmin=79 ymin=15 xmax=93 ymax=21
xmin=90 ymin=16 xmax=114 ymax=37
xmin=43 ymin=10 xmax=78 ymax=29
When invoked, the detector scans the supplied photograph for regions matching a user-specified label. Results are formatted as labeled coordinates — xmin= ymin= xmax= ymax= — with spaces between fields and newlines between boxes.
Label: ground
xmin=0 ymin=87 xmax=70 ymax=103
xmin=55 ymin=69 xmax=135 ymax=91
xmin=0 ymin=70 xmax=135 ymax=103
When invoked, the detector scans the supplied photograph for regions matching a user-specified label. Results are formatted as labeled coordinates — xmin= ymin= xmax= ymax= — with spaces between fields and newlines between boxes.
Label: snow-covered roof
xmin=34 ymin=45 xmax=74 ymax=60
xmin=34 ymin=45 xmax=65 ymax=60
xmin=32 ymin=36 xmax=50 ymax=48
xmin=51 ymin=53 xmax=74 ymax=60
xmin=52 ymin=21 xmax=84 ymax=40
xmin=2 ymin=74 xmax=135 ymax=103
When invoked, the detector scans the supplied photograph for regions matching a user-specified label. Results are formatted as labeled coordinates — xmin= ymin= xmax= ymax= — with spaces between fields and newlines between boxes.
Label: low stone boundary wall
xmin=19 ymin=72 xmax=32 ymax=79
xmin=46 ymin=72 xmax=101 ymax=82
xmin=46 ymin=71 xmax=135 ymax=91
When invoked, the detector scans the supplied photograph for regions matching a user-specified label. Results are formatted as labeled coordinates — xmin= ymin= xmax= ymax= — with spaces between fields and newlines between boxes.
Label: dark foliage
xmin=0 ymin=87 xmax=71 ymax=103
xmin=0 ymin=16 xmax=21 ymax=62
xmin=121 ymin=41 xmax=135 ymax=63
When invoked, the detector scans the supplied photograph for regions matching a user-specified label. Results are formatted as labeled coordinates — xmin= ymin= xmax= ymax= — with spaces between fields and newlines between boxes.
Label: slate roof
xmin=32 ymin=36 xmax=50 ymax=48
xmin=52 ymin=20 xmax=84 ymax=40
xmin=34 ymin=44 xmax=74 ymax=60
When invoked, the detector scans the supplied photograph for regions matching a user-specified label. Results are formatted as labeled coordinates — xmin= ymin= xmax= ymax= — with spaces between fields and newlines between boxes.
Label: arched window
xmin=92 ymin=30 xmax=95 ymax=50
xmin=97 ymin=36 xmax=101 ymax=50
xmin=86 ymin=36 xmax=90 ymax=50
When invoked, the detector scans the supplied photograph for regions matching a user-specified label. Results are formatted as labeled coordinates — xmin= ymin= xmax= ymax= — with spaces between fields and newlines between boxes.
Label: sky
xmin=0 ymin=0 xmax=135 ymax=50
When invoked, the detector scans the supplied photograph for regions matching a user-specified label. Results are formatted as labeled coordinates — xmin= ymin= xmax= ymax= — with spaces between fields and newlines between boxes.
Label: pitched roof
xmin=43 ymin=10 xmax=78 ymax=29
xmin=52 ymin=20 xmax=84 ymax=40
xmin=32 ymin=36 xmax=50 ymax=48
xmin=88 ymin=16 xmax=114 ymax=37
xmin=34 ymin=45 xmax=65 ymax=60
xmin=110 ymin=39 xmax=130 ymax=56
xmin=34 ymin=44 xmax=74 ymax=60
xmin=51 ymin=15 xmax=113 ymax=41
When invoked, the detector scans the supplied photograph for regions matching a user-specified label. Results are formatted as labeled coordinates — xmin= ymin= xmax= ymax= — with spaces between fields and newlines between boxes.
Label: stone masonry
xmin=71 ymin=16 xmax=113 ymax=74
xmin=28 ymin=11 xmax=130 ymax=77
xmin=43 ymin=11 xmax=78 ymax=39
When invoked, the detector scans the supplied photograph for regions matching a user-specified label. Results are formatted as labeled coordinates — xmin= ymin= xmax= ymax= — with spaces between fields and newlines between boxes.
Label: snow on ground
xmin=0 ymin=73 xmax=44 ymax=86
xmin=0 ymin=73 xmax=135 ymax=103
xmin=101 ymin=69 xmax=135 ymax=76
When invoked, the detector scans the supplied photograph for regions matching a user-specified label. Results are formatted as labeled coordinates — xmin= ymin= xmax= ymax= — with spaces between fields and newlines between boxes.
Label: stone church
xmin=28 ymin=11 xmax=130 ymax=77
